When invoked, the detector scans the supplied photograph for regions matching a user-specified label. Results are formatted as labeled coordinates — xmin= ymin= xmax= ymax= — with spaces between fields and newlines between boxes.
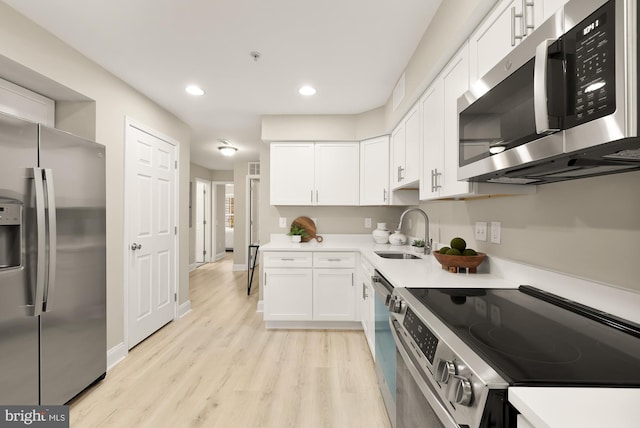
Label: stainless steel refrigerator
xmin=0 ymin=111 xmax=106 ymax=405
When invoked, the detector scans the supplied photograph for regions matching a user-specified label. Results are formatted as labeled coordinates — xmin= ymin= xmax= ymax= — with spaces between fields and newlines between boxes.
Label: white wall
xmin=0 ymin=2 xmax=191 ymax=350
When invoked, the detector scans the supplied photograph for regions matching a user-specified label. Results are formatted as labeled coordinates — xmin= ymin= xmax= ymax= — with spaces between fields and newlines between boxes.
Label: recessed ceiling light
xmin=218 ymin=146 xmax=238 ymax=156
xmin=185 ymin=85 xmax=205 ymax=96
xmin=299 ymin=85 xmax=316 ymax=96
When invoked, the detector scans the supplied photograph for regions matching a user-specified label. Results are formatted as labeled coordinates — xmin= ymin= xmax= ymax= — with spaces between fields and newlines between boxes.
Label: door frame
xmin=194 ymin=177 xmax=212 ymax=264
xmin=123 ymin=117 xmax=180 ymax=351
xmin=211 ymin=181 xmax=234 ymax=261
xmin=246 ymin=175 xmax=260 ymax=267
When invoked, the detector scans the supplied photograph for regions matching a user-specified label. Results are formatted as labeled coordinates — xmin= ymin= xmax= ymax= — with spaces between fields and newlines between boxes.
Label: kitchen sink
xmin=375 ymin=251 xmax=422 ymax=260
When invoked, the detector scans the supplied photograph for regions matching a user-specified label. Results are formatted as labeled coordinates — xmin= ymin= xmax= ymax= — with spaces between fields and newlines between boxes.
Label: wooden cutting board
xmin=291 ymin=216 xmax=323 ymax=242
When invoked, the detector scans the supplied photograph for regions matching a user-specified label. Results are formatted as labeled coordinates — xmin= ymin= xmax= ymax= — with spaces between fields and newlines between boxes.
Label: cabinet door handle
xmin=362 ymin=283 xmax=368 ymax=299
xmin=352 ymin=273 xmax=354 ymax=286
xmin=280 ymin=258 xmax=295 ymax=261
xmin=316 ymin=190 xmax=319 ymax=204
xmin=511 ymin=7 xmax=524 ymax=46
xmin=523 ymin=0 xmax=535 ymax=36
xmin=397 ymin=165 xmax=405 ymax=181
xmin=383 ymin=188 xmax=387 ymax=202
xmin=310 ymin=190 xmax=313 ymax=203
xmin=327 ymin=258 xmax=342 ymax=262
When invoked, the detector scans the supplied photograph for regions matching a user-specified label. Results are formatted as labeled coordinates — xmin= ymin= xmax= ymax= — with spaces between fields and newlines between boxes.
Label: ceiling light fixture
xmin=185 ymin=85 xmax=205 ymax=96
xmin=218 ymin=146 xmax=238 ymax=156
xmin=299 ymin=85 xmax=316 ymax=96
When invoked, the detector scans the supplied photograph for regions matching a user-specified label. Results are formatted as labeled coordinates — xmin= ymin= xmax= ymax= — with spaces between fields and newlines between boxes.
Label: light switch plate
xmin=475 ymin=222 xmax=487 ymax=241
xmin=279 ymin=217 xmax=287 ymax=228
xmin=490 ymin=221 xmax=501 ymax=244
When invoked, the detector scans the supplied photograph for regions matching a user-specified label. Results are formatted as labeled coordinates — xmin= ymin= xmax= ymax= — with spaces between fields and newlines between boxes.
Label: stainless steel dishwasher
xmin=372 ymin=270 xmax=396 ymax=427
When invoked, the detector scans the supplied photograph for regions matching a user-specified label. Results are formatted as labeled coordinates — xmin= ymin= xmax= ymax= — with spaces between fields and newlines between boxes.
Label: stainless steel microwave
xmin=457 ymin=0 xmax=640 ymax=184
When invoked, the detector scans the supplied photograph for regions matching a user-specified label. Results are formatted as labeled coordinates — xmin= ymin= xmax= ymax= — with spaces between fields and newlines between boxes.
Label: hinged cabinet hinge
xmin=175 ymin=226 xmax=178 ymax=235
xmin=175 ymin=160 xmax=178 ymax=169
xmin=174 ymin=293 xmax=177 ymax=302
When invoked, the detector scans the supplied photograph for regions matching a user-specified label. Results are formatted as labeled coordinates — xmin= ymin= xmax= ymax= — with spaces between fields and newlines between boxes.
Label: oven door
xmin=391 ymin=319 xmax=459 ymax=428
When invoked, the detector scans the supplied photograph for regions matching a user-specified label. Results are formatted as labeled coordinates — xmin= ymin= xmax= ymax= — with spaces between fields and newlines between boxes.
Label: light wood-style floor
xmin=69 ymin=254 xmax=391 ymax=427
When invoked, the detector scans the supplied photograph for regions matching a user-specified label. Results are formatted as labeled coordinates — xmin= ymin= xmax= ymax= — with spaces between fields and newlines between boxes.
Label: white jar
xmin=372 ymin=223 xmax=390 ymax=244
xmin=389 ymin=230 xmax=407 ymax=246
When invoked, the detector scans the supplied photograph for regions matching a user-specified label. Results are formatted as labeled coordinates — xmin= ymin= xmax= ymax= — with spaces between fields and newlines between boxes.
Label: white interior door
xmin=126 ymin=122 xmax=177 ymax=349
xmin=249 ymin=178 xmax=260 ymax=245
xmin=195 ymin=180 xmax=206 ymax=263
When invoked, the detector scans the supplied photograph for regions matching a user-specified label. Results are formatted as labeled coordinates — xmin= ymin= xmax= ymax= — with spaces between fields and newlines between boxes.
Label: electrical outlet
xmin=475 ymin=222 xmax=487 ymax=241
xmin=365 ymin=218 xmax=372 ymax=228
xmin=490 ymin=221 xmax=501 ymax=244
xmin=279 ymin=217 xmax=287 ymax=228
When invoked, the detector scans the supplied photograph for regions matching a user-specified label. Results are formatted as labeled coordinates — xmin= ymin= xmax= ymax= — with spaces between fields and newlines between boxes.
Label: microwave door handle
xmin=534 ymin=39 xmax=560 ymax=134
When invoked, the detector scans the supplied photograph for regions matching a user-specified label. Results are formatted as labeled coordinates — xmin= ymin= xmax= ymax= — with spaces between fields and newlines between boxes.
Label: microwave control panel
xmin=565 ymin=0 xmax=616 ymax=128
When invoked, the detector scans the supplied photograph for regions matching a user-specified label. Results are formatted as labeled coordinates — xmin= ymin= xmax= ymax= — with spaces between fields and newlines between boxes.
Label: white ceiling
xmin=3 ymin=0 xmax=442 ymax=171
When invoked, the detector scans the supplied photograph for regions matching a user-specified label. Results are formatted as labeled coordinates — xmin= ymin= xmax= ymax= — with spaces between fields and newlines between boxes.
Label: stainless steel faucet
xmin=397 ymin=208 xmax=432 ymax=254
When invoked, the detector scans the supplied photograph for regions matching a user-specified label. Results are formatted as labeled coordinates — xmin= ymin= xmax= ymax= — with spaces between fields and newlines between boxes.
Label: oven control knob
xmin=452 ymin=375 xmax=473 ymax=406
xmin=435 ymin=359 xmax=457 ymax=383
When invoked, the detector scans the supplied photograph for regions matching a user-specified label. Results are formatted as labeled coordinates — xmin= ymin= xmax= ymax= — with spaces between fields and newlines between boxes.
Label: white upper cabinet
xmin=420 ymin=79 xmax=445 ymax=200
xmin=441 ymin=43 xmax=472 ymax=198
xmin=391 ymin=103 xmax=420 ymax=190
xmin=541 ymin=0 xmax=569 ymax=22
xmin=270 ymin=142 xmax=359 ymax=206
xmin=270 ymin=142 xmax=315 ymax=205
xmin=360 ymin=136 xmax=390 ymax=205
xmin=469 ymin=0 xmax=544 ymax=84
xmin=314 ymin=142 xmax=360 ymax=205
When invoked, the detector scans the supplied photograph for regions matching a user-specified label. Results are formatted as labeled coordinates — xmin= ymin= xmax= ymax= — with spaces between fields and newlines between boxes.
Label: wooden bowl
xmin=432 ymin=252 xmax=486 ymax=273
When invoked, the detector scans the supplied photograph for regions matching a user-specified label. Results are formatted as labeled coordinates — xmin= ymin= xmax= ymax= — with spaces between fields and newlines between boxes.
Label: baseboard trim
xmin=189 ymin=263 xmax=197 ymax=272
xmin=256 ymin=300 xmax=264 ymax=313
xmin=265 ymin=320 xmax=363 ymax=330
xmin=178 ymin=300 xmax=192 ymax=318
xmin=215 ymin=251 xmax=226 ymax=261
xmin=107 ymin=342 xmax=127 ymax=371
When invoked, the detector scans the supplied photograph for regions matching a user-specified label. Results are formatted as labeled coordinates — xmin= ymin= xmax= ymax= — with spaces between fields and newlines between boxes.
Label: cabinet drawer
xmin=263 ymin=252 xmax=313 ymax=268
xmin=313 ymin=252 xmax=356 ymax=268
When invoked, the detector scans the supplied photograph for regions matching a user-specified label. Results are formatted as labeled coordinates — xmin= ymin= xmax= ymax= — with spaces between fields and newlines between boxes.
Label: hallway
xmin=69 ymin=254 xmax=390 ymax=427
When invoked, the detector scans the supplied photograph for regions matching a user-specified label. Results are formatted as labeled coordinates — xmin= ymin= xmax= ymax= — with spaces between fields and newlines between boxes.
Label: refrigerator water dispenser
xmin=0 ymin=201 xmax=22 ymax=269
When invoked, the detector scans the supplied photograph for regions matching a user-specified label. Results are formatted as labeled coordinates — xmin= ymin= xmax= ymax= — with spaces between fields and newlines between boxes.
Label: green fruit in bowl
xmin=462 ymin=248 xmax=478 ymax=256
xmin=438 ymin=246 xmax=451 ymax=254
xmin=445 ymin=248 xmax=462 ymax=256
xmin=450 ymin=237 xmax=466 ymax=251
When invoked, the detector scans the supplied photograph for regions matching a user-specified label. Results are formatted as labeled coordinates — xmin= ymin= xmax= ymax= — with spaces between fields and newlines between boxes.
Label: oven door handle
xmin=534 ymin=38 xmax=560 ymax=134
xmin=390 ymin=318 xmax=461 ymax=428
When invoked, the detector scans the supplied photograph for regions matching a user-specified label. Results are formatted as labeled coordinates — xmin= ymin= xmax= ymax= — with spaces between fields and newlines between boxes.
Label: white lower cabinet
xmin=263 ymin=251 xmax=358 ymax=325
xmin=264 ymin=268 xmax=313 ymax=321
xmin=313 ymin=269 xmax=355 ymax=321
xmin=358 ymin=257 xmax=375 ymax=358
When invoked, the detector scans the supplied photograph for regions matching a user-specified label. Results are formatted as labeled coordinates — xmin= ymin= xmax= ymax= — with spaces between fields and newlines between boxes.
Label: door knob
xmin=131 ymin=243 xmax=142 ymax=251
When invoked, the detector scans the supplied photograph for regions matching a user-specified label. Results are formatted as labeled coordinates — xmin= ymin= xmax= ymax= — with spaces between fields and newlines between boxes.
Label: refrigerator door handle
xmin=32 ymin=168 xmax=46 ymax=316
xmin=43 ymin=168 xmax=57 ymax=312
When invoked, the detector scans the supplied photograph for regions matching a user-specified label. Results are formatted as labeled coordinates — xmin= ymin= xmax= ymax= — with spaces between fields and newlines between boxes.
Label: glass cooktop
xmin=407 ymin=286 xmax=640 ymax=387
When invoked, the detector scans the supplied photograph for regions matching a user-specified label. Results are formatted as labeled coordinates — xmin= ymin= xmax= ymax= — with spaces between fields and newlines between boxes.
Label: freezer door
xmin=0 ymin=113 xmax=40 ymax=405
xmin=38 ymin=126 xmax=106 ymax=405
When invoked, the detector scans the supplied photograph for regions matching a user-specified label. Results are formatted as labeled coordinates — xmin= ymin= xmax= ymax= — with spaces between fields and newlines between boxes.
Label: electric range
xmin=388 ymin=285 xmax=640 ymax=428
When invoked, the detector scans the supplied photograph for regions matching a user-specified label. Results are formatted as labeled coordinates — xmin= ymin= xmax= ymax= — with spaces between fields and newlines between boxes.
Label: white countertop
xmin=260 ymin=234 xmax=518 ymax=289
xmin=509 ymin=387 xmax=640 ymax=428
xmin=261 ymin=234 xmax=640 ymax=427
